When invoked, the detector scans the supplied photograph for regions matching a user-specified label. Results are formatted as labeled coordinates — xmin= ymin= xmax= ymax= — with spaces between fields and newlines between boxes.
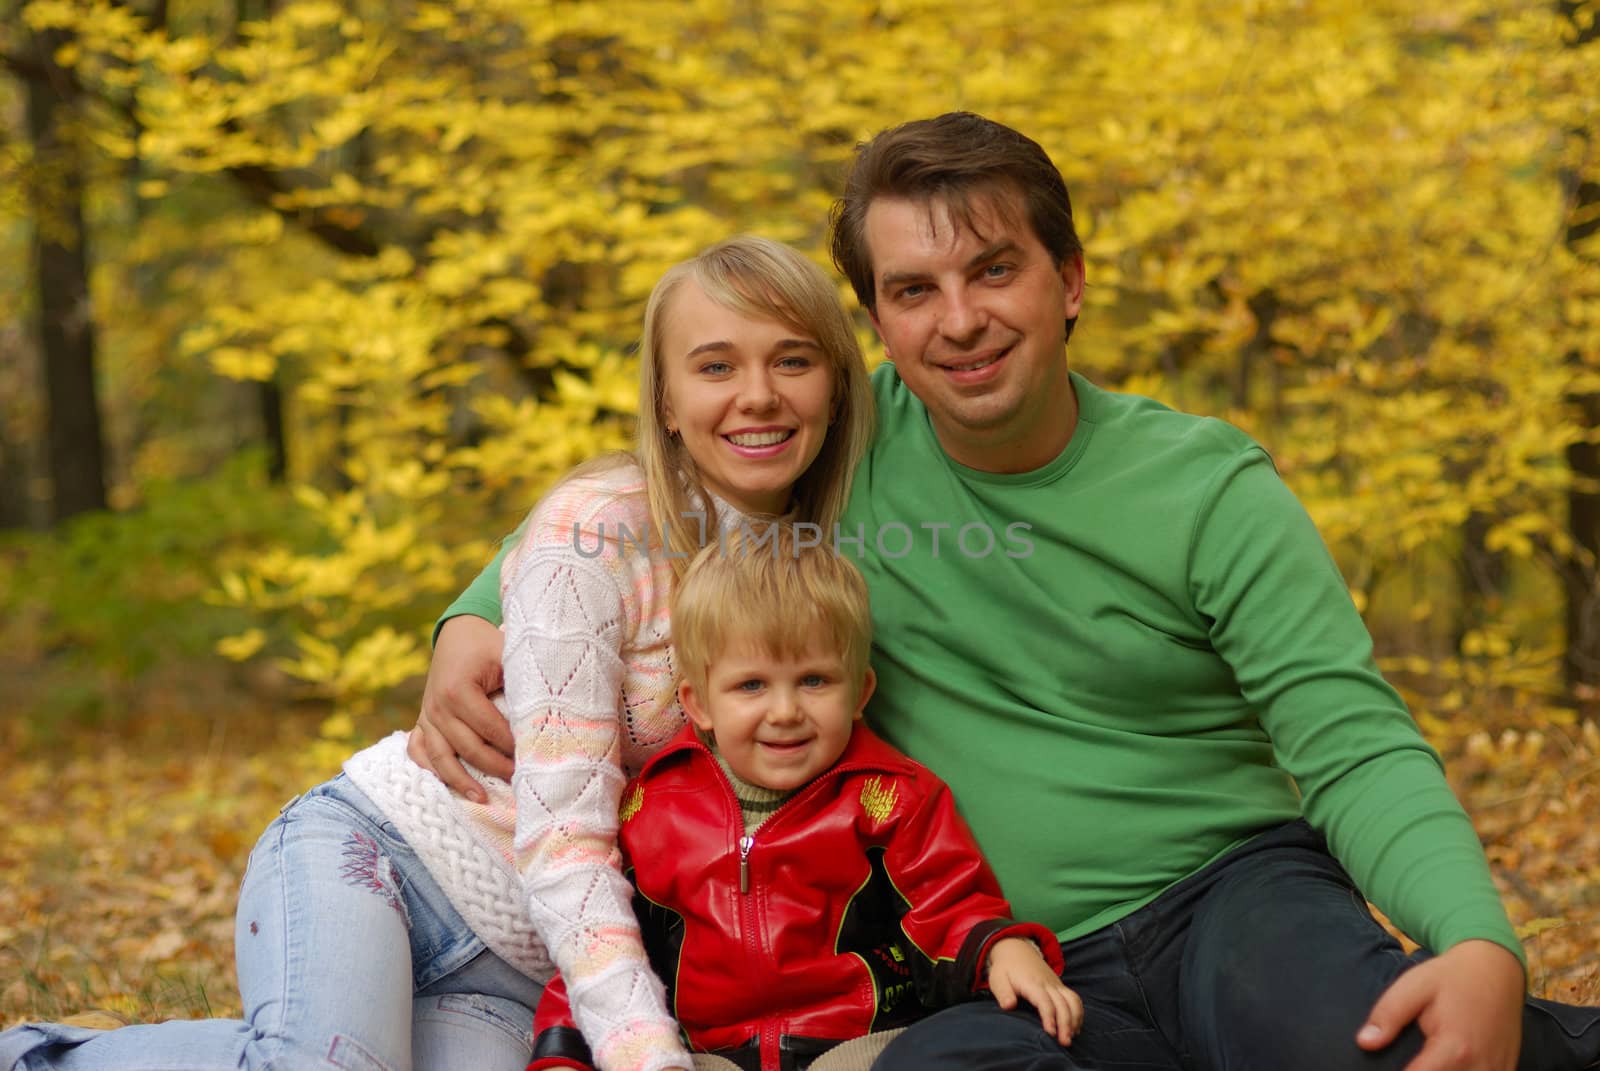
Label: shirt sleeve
xmin=1189 ymin=448 xmax=1523 ymax=966
xmin=431 ymin=519 xmax=524 ymax=644
xmin=887 ymin=775 xmax=1065 ymax=1006
xmin=501 ymin=503 xmax=692 ymax=1071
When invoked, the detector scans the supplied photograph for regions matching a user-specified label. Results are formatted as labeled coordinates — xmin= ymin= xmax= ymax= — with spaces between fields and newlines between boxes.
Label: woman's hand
xmin=406 ymin=614 xmax=514 ymax=802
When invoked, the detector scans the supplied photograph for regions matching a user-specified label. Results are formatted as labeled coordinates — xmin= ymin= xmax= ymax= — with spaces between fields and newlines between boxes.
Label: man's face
xmin=864 ymin=189 xmax=1085 ymax=474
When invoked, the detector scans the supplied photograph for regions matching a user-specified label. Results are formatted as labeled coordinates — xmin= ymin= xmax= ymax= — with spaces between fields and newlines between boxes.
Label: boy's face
xmin=680 ymin=641 xmax=875 ymax=792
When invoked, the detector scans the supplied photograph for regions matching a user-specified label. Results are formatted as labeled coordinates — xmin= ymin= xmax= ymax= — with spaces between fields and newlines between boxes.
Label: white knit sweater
xmin=345 ymin=462 xmax=725 ymax=1071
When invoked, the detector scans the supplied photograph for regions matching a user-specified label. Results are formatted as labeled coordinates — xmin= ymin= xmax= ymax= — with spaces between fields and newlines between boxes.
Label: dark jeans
xmin=872 ymin=821 xmax=1600 ymax=1070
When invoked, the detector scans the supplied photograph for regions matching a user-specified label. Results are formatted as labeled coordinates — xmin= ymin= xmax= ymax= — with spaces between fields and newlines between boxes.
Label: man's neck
xmin=933 ymin=374 xmax=1080 ymax=475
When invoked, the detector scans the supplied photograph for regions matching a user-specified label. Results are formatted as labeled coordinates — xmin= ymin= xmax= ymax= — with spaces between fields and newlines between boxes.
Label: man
xmin=415 ymin=114 xmax=1600 ymax=1070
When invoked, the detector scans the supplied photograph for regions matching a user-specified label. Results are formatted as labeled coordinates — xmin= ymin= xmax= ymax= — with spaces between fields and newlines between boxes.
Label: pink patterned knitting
xmin=345 ymin=461 xmax=730 ymax=1071
xmin=501 ymin=462 xmax=698 ymax=1071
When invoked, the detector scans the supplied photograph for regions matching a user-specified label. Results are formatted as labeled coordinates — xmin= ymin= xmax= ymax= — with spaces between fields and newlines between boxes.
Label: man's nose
xmin=938 ymin=288 xmax=987 ymax=343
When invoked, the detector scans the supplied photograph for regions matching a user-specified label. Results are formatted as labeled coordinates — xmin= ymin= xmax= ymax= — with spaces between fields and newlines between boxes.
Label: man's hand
xmin=1356 ymin=939 xmax=1525 ymax=1071
xmin=407 ymin=614 xmax=514 ymax=802
xmin=987 ymin=937 xmax=1084 ymax=1046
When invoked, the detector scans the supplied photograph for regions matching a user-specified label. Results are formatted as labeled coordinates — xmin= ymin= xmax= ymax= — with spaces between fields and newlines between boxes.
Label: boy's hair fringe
xmin=673 ymin=521 xmax=872 ymax=693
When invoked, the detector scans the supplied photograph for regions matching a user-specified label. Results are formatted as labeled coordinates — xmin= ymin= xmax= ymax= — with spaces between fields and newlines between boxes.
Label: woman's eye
xmin=777 ymin=355 xmax=814 ymax=371
xmin=700 ymin=361 xmax=733 ymax=376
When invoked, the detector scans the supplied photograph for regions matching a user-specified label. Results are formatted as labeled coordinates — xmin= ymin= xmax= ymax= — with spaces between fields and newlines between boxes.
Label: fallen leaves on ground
xmin=0 ymin=708 xmax=1595 ymax=1029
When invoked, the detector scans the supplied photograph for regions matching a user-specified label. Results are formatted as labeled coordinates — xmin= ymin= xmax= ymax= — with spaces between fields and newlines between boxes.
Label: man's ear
xmin=1059 ymin=253 xmax=1086 ymax=319
xmin=853 ymin=667 xmax=877 ymax=720
xmin=679 ymin=679 xmax=715 ymax=734
xmin=867 ymin=310 xmax=891 ymax=360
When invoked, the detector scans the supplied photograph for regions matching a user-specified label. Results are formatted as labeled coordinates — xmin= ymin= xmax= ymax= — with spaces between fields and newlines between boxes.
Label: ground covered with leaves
xmin=2 ymin=697 xmax=1596 ymax=1030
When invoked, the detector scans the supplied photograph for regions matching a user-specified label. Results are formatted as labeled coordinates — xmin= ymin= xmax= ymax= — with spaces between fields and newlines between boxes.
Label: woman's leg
xmin=3 ymin=780 xmax=422 ymax=1070
xmin=1 ymin=775 xmax=541 ymax=1071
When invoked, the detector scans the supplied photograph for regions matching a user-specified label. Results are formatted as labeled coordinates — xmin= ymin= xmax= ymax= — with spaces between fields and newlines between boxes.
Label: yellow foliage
xmin=12 ymin=0 xmax=1599 ymax=717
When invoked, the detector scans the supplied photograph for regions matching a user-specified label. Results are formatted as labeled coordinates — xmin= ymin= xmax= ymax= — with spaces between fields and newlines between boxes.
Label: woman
xmin=0 ymin=236 xmax=874 ymax=1071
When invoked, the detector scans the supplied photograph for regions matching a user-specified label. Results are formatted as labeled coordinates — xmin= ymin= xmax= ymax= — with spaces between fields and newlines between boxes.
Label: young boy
xmin=528 ymin=523 xmax=1080 ymax=1071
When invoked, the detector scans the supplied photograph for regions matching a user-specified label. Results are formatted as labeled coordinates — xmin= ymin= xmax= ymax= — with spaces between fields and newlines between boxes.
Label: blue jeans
xmin=871 ymin=821 xmax=1600 ymax=1071
xmin=0 ymin=776 xmax=542 ymax=1071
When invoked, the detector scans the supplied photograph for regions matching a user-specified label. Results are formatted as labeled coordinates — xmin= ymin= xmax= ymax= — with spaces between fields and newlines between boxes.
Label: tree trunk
xmin=24 ymin=27 xmax=107 ymax=522
xmin=259 ymin=377 xmax=288 ymax=482
xmin=1566 ymin=391 xmax=1600 ymax=694
xmin=1561 ymin=1 xmax=1600 ymax=697
xmin=0 ymin=410 xmax=32 ymax=529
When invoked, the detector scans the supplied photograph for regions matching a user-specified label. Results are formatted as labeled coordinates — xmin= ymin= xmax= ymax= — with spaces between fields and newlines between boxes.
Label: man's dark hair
xmin=829 ymin=112 xmax=1084 ymax=332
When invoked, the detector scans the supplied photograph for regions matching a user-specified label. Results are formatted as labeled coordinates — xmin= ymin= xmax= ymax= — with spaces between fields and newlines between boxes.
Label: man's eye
xmin=984 ymin=264 xmax=1011 ymax=279
xmin=898 ymin=284 xmax=928 ymax=300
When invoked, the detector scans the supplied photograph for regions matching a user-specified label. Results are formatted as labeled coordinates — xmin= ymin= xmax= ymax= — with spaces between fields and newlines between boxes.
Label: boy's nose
xmin=766 ymin=695 xmax=803 ymax=724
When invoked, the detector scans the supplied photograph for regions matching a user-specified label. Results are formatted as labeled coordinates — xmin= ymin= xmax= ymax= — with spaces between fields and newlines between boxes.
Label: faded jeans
xmin=0 ymin=776 xmax=542 ymax=1071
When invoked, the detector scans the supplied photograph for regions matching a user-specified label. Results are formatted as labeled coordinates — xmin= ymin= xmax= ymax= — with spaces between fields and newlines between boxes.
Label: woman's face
xmin=660 ymin=280 xmax=835 ymax=516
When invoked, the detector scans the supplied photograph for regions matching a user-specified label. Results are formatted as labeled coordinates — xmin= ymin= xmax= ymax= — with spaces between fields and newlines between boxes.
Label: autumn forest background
xmin=3 ymin=0 xmax=1598 ymax=1026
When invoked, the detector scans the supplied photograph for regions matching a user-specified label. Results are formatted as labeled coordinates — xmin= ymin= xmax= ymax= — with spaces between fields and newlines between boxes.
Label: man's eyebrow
xmin=967 ymin=239 xmax=1020 ymax=268
xmin=877 ymin=240 xmax=1022 ymax=290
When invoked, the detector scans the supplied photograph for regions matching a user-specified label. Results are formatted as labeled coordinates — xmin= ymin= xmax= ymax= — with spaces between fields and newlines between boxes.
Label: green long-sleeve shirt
xmin=441 ymin=364 xmax=1521 ymax=961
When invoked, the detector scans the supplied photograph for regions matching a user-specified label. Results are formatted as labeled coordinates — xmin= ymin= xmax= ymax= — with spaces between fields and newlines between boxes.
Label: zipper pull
xmin=738 ymin=835 xmax=754 ymax=894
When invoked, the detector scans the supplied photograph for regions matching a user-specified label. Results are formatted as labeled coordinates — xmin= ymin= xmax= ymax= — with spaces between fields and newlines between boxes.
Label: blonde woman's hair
xmin=672 ymin=521 xmax=872 ymax=694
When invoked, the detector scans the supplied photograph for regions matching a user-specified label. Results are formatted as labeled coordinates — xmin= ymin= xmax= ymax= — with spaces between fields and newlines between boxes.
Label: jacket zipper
xmin=739 ymin=834 xmax=754 ymax=894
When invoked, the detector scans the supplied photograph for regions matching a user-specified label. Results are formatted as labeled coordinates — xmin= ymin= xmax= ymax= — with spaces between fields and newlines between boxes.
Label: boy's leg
xmin=1175 ymin=830 xmax=1600 ymax=1071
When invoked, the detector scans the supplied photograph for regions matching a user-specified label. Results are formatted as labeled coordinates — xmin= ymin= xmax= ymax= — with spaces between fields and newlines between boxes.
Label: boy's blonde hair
xmin=673 ymin=521 xmax=872 ymax=693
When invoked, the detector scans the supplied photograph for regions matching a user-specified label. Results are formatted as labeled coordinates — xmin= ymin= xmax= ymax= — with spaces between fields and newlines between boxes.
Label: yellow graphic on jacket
xmin=859 ymin=776 xmax=898 ymax=825
xmin=619 ymin=784 xmax=644 ymax=823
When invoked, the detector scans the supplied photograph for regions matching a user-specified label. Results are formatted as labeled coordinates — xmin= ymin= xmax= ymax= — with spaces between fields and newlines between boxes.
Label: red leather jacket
xmin=528 ymin=724 xmax=1063 ymax=1071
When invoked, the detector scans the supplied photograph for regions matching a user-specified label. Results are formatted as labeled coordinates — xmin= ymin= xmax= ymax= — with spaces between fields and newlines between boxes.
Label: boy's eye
xmin=800 ymin=674 xmax=827 ymax=688
xmin=736 ymin=679 xmax=764 ymax=692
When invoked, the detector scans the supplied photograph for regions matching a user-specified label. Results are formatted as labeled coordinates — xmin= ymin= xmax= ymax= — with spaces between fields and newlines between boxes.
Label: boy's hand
xmin=986 ymin=936 xmax=1083 ymax=1046
xmin=407 ymin=615 xmax=514 ymax=802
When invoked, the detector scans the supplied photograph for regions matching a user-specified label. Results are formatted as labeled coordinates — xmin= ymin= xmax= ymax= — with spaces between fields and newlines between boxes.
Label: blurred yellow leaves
xmin=15 ymin=0 xmax=1599 ymax=723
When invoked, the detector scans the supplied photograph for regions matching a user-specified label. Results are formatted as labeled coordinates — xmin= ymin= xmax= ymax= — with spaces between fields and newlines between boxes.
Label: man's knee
xmin=1179 ymin=850 xmax=1421 ymax=1070
xmin=872 ymin=1002 xmax=1077 ymax=1071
